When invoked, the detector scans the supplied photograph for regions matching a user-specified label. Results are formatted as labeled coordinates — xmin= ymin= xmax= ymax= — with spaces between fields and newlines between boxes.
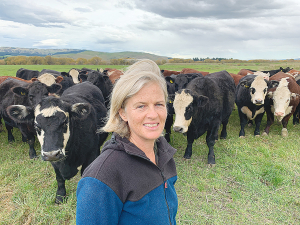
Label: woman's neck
xmin=129 ymin=136 xmax=156 ymax=165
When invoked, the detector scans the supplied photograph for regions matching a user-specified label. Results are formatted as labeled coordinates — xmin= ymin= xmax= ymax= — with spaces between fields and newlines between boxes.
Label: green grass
xmin=1 ymin=63 xmax=300 ymax=224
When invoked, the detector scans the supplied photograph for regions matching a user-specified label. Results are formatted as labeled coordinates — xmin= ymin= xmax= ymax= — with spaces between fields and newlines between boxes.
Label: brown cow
xmin=108 ymin=69 xmax=124 ymax=84
xmin=237 ymin=69 xmax=255 ymax=76
xmin=180 ymin=68 xmax=209 ymax=76
xmin=229 ymin=73 xmax=245 ymax=86
xmin=161 ymin=69 xmax=180 ymax=77
xmin=262 ymin=72 xmax=300 ymax=137
xmin=0 ymin=76 xmax=33 ymax=85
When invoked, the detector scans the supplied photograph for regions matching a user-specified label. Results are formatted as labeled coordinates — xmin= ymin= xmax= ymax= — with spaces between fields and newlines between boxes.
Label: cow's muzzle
xmin=42 ymin=150 xmax=64 ymax=161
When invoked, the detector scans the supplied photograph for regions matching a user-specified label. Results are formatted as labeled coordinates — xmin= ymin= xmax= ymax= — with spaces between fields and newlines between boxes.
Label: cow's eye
xmin=263 ymin=88 xmax=267 ymax=94
xmin=250 ymin=88 xmax=255 ymax=94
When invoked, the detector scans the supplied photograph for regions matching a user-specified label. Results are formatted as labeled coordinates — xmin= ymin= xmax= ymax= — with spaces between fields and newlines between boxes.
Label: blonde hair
xmin=101 ymin=59 xmax=167 ymax=138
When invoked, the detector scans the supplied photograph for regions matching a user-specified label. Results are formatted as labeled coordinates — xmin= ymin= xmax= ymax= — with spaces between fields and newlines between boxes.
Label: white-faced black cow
xmin=1 ymin=79 xmax=62 ymax=158
xmin=173 ymin=70 xmax=235 ymax=164
xmin=235 ymin=75 xmax=271 ymax=137
xmin=263 ymin=72 xmax=300 ymax=137
xmin=7 ymin=81 xmax=108 ymax=203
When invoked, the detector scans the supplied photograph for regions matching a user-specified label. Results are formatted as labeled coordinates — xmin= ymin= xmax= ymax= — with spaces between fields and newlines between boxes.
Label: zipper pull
xmin=165 ymin=181 xmax=168 ymax=188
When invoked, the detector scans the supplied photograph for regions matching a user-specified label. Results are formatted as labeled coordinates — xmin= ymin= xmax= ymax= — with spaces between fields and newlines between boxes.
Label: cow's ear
xmin=47 ymin=83 xmax=62 ymax=94
xmin=6 ymin=105 xmax=34 ymax=123
xmin=55 ymin=76 xmax=63 ymax=83
xmin=196 ymin=95 xmax=209 ymax=107
xmin=31 ymin=78 xmax=38 ymax=82
xmin=165 ymin=76 xmax=175 ymax=84
xmin=12 ymin=87 xmax=28 ymax=96
xmin=268 ymin=80 xmax=279 ymax=89
xmin=240 ymin=80 xmax=250 ymax=88
xmin=70 ymin=103 xmax=91 ymax=119
xmin=60 ymin=72 xmax=69 ymax=77
xmin=79 ymin=74 xmax=88 ymax=82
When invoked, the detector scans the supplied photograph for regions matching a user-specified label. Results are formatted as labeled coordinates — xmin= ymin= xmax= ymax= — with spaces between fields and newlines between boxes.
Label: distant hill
xmin=0 ymin=47 xmax=171 ymax=61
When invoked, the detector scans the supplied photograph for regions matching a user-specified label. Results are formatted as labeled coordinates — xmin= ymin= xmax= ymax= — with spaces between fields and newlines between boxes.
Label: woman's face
xmin=119 ymin=82 xmax=167 ymax=145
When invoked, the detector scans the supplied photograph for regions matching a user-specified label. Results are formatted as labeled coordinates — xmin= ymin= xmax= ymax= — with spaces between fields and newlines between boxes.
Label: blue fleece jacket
xmin=76 ymin=134 xmax=178 ymax=225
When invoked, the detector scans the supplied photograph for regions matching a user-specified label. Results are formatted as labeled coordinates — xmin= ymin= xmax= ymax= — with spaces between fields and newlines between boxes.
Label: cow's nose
xmin=275 ymin=112 xmax=284 ymax=117
xmin=42 ymin=150 xmax=63 ymax=161
xmin=173 ymin=126 xmax=183 ymax=133
xmin=255 ymin=99 xmax=263 ymax=105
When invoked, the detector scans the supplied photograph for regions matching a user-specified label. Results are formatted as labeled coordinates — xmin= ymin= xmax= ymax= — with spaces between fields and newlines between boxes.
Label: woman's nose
xmin=147 ymin=106 xmax=159 ymax=118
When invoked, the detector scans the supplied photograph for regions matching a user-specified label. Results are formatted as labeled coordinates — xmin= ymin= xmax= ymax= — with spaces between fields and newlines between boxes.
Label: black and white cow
xmin=235 ymin=75 xmax=270 ymax=137
xmin=79 ymin=70 xmax=113 ymax=107
xmin=173 ymin=70 xmax=235 ymax=164
xmin=7 ymin=81 xmax=108 ymax=203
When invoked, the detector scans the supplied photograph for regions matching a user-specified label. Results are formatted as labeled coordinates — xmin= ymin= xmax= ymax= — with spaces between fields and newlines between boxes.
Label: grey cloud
xmin=133 ymin=0 xmax=286 ymax=19
xmin=0 ymin=1 xmax=72 ymax=27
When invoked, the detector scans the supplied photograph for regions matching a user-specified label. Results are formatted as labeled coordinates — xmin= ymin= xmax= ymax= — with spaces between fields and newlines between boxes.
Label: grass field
xmin=1 ymin=63 xmax=300 ymax=224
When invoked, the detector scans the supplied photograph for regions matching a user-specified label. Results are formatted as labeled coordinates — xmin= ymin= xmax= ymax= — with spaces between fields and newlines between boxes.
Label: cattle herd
xmin=0 ymin=65 xmax=299 ymax=203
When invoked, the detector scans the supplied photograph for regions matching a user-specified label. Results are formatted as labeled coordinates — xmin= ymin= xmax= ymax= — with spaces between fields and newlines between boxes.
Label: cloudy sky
xmin=1 ymin=0 xmax=300 ymax=60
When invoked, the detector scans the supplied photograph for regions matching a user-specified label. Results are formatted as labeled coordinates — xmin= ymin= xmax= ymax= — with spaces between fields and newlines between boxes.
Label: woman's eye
xmin=137 ymin=105 xmax=145 ymax=109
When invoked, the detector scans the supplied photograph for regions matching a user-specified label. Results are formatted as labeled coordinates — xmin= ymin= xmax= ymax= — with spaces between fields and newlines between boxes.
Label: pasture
xmin=1 ymin=62 xmax=300 ymax=224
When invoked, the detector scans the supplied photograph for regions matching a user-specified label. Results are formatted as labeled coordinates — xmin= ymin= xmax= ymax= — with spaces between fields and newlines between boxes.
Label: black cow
xmin=235 ymin=75 xmax=271 ymax=137
xmin=16 ymin=68 xmax=39 ymax=80
xmin=172 ymin=70 xmax=235 ymax=164
xmin=7 ymin=82 xmax=108 ymax=203
xmin=164 ymin=76 xmax=176 ymax=142
xmin=174 ymin=73 xmax=203 ymax=92
xmin=0 ymin=79 xmax=62 ymax=158
xmin=79 ymin=70 xmax=113 ymax=107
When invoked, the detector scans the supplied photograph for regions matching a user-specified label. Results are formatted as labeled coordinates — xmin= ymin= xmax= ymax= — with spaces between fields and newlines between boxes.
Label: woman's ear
xmin=119 ymin=108 xmax=128 ymax=122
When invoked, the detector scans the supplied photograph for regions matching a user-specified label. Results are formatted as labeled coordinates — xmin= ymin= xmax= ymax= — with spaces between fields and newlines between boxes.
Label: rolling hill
xmin=0 ymin=47 xmax=171 ymax=61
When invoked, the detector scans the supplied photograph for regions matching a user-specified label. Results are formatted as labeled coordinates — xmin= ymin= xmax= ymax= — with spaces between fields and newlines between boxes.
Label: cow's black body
xmin=16 ymin=68 xmax=39 ymax=80
xmin=175 ymin=71 xmax=235 ymax=164
xmin=9 ymin=81 xmax=108 ymax=203
xmin=0 ymin=79 xmax=37 ymax=158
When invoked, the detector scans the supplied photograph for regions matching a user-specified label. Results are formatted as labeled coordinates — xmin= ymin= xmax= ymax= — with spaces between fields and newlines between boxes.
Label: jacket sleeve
xmin=76 ymin=177 xmax=123 ymax=225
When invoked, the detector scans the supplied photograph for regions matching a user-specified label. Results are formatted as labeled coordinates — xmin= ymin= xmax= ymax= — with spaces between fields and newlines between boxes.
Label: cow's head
xmin=34 ymin=97 xmax=91 ymax=161
xmin=173 ymin=89 xmax=208 ymax=133
xmin=268 ymin=78 xmax=299 ymax=122
xmin=240 ymin=75 xmax=269 ymax=105
xmin=12 ymin=81 xmax=62 ymax=107
xmin=7 ymin=97 xmax=91 ymax=161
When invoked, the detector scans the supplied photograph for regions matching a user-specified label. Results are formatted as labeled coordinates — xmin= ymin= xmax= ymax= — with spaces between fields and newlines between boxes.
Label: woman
xmin=76 ymin=59 xmax=178 ymax=224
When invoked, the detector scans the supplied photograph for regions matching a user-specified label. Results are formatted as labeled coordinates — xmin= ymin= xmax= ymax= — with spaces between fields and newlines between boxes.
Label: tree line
xmin=0 ymin=55 xmax=297 ymax=66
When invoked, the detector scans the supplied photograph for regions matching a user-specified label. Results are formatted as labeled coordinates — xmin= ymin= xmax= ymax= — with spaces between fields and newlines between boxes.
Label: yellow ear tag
xmin=170 ymin=80 xmax=173 ymax=83
xmin=21 ymin=92 xmax=25 ymax=95
xmin=169 ymin=100 xmax=173 ymax=103
xmin=245 ymin=85 xmax=249 ymax=88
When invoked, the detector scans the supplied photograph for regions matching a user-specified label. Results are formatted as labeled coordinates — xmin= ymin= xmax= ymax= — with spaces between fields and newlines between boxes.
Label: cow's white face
xmin=34 ymin=104 xmax=70 ymax=161
xmin=249 ymin=76 xmax=268 ymax=105
xmin=173 ymin=90 xmax=193 ymax=133
xmin=270 ymin=78 xmax=293 ymax=122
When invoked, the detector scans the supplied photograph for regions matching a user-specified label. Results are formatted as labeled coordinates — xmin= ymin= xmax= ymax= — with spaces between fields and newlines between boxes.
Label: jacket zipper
xmin=160 ymin=170 xmax=172 ymax=225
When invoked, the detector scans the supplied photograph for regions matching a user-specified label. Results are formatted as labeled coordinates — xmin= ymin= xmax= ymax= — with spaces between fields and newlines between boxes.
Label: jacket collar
xmin=102 ymin=133 xmax=176 ymax=168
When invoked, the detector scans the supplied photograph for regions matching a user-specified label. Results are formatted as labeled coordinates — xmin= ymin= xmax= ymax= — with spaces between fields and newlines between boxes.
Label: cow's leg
xmin=206 ymin=129 xmax=218 ymax=164
xmin=19 ymin=124 xmax=37 ymax=159
xmin=263 ymin=106 xmax=274 ymax=135
xmin=254 ymin=112 xmax=264 ymax=136
xmin=281 ymin=116 xmax=291 ymax=137
xmin=183 ymin=132 xmax=194 ymax=159
xmin=27 ymin=136 xmax=37 ymax=159
xmin=164 ymin=114 xmax=173 ymax=142
xmin=238 ymin=109 xmax=248 ymax=137
xmin=220 ymin=119 xmax=229 ymax=139
xmin=52 ymin=164 xmax=66 ymax=204
xmin=0 ymin=117 xmax=3 ymax=132
xmin=5 ymin=123 xmax=14 ymax=142
xmin=293 ymin=105 xmax=300 ymax=125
